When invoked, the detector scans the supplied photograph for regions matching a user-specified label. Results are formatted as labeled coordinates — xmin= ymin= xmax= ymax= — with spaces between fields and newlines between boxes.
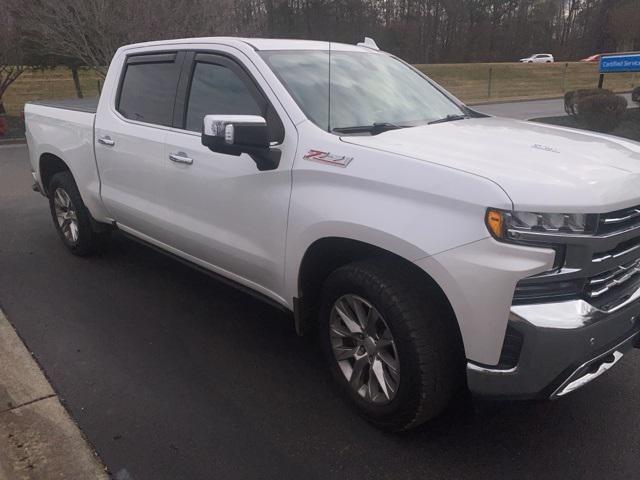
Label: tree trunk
xmin=71 ymin=65 xmax=83 ymax=99
xmin=0 ymin=101 xmax=7 ymax=137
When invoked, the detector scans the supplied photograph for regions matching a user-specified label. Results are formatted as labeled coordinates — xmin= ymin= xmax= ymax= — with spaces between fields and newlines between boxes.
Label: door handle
xmin=169 ymin=152 xmax=193 ymax=165
xmin=98 ymin=136 xmax=115 ymax=147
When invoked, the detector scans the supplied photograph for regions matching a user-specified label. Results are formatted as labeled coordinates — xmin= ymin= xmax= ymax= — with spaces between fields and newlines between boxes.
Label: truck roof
xmin=120 ymin=37 xmax=377 ymax=53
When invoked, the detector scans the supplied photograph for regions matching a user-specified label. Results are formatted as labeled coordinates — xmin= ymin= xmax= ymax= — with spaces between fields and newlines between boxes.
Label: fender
xmin=285 ymin=222 xmax=427 ymax=305
xmin=25 ymin=106 xmax=112 ymax=223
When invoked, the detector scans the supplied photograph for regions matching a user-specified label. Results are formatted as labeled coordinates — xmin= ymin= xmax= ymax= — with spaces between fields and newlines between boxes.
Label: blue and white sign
xmin=599 ymin=53 xmax=640 ymax=73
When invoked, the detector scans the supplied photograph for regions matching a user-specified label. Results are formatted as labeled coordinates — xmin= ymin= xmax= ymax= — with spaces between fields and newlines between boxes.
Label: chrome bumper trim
xmin=552 ymin=330 xmax=639 ymax=398
xmin=467 ymin=362 xmax=517 ymax=375
xmin=467 ymin=299 xmax=639 ymax=399
xmin=511 ymin=288 xmax=640 ymax=330
xmin=553 ymin=351 xmax=623 ymax=398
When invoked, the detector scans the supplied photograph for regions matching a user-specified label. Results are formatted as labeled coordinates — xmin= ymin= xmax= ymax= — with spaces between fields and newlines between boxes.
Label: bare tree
xmin=7 ymin=0 xmax=638 ymax=71
xmin=0 ymin=1 xmax=26 ymax=109
xmin=13 ymin=0 xmax=130 ymax=76
xmin=13 ymin=0 xmax=234 ymax=76
xmin=608 ymin=0 xmax=640 ymax=52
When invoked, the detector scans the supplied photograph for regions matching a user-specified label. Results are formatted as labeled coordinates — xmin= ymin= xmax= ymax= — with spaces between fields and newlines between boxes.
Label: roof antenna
xmin=357 ymin=37 xmax=379 ymax=51
xmin=327 ymin=41 xmax=332 ymax=133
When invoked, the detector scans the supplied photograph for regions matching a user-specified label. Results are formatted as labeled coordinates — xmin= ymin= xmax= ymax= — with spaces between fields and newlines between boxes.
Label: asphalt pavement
xmin=1 ymin=140 xmax=640 ymax=480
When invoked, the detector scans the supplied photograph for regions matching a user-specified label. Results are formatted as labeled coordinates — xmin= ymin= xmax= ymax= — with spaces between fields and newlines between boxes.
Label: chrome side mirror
xmin=201 ymin=114 xmax=279 ymax=171
xmin=202 ymin=115 xmax=268 ymax=149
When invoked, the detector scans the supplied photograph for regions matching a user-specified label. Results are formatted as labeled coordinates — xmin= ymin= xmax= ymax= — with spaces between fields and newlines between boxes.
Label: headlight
xmin=486 ymin=208 xmax=597 ymax=240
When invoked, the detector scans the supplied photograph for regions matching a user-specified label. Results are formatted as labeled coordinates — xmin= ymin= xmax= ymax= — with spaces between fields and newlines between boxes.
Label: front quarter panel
xmin=285 ymin=121 xmax=515 ymax=304
xmin=416 ymin=239 xmax=555 ymax=365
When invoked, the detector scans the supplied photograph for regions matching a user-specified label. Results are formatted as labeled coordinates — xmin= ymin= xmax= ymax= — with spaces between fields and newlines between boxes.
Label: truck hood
xmin=341 ymin=117 xmax=640 ymax=212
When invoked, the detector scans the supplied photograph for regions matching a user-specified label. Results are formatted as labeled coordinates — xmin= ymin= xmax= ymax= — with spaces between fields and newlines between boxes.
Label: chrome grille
xmin=592 ymin=237 xmax=640 ymax=263
xmin=599 ymin=205 xmax=640 ymax=234
xmin=513 ymin=203 xmax=640 ymax=309
xmin=586 ymin=257 xmax=640 ymax=298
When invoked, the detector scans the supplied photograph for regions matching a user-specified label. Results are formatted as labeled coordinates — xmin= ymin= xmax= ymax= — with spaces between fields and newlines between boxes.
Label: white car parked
xmin=520 ymin=53 xmax=555 ymax=63
xmin=25 ymin=37 xmax=640 ymax=431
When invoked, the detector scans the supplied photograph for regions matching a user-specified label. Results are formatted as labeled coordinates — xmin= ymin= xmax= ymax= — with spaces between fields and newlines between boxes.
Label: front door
xmin=163 ymin=51 xmax=295 ymax=301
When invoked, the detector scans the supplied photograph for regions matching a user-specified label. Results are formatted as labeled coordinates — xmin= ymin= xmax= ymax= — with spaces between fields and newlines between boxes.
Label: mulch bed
xmin=0 ymin=116 xmax=26 ymax=142
xmin=532 ymin=108 xmax=640 ymax=142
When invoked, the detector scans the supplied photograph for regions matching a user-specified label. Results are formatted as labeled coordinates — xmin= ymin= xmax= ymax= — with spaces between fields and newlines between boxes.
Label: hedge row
xmin=564 ymin=88 xmax=628 ymax=132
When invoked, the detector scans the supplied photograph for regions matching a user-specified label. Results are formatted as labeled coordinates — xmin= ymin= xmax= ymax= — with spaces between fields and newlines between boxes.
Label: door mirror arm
xmin=249 ymin=148 xmax=281 ymax=171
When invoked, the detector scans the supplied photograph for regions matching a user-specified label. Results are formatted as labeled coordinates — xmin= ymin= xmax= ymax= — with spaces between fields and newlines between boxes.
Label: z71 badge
xmin=303 ymin=150 xmax=353 ymax=167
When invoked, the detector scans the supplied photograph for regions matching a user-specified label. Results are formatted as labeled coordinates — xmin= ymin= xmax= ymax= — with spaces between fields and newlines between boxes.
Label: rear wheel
xmin=48 ymin=171 xmax=110 ymax=256
xmin=319 ymin=259 xmax=464 ymax=431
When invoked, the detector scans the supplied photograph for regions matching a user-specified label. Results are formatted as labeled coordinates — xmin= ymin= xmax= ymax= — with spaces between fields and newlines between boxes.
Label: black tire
xmin=319 ymin=259 xmax=464 ymax=432
xmin=48 ymin=171 xmax=110 ymax=256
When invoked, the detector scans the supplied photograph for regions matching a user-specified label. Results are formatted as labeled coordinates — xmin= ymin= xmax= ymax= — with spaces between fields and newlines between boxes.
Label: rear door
xmin=162 ymin=50 xmax=295 ymax=300
xmin=95 ymin=51 xmax=184 ymax=241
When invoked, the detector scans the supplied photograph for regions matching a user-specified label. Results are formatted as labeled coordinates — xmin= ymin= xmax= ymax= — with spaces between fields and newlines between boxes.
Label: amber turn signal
xmin=486 ymin=209 xmax=504 ymax=238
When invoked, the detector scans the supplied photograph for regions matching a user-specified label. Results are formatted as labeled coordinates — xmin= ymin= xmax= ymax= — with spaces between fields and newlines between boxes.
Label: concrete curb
xmin=0 ymin=309 xmax=109 ymax=479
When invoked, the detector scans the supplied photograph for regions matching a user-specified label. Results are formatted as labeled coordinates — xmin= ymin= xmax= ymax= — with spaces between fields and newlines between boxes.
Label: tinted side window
xmin=185 ymin=62 xmax=262 ymax=132
xmin=117 ymin=58 xmax=181 ymax=126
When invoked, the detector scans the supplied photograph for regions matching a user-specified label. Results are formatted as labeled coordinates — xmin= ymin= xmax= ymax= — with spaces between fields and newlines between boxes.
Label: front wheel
xmin=48 ymin=171 xmax=110 ymax=256
xmin=319 ymin=260 xmax=464 ymax=431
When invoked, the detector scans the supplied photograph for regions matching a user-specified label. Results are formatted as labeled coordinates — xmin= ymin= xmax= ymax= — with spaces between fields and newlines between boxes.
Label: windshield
xmin=259 ymin=50 xmax=466 ymax=133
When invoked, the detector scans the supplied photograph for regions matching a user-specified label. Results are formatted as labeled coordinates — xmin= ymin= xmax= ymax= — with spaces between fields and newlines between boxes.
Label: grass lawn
xmin=2 ymin=67 xmax=102 ymax=117
xmin=532 ymin=108 xmax=640 ymax=142
xmin=417 ymin=62 xmax=637 ymax=103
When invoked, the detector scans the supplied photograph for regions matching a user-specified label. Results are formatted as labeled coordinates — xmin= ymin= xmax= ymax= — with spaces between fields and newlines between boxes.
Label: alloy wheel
xmin=329 ymin=294 xmax=400 ymax=404
xmin=53 ymin=188 xmax=79 ymax=244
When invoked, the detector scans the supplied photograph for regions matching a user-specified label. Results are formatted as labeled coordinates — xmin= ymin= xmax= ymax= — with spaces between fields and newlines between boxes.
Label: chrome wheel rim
xmin=53 ymin=188 xmax=79 ymax=244
xmin=330 ymin=294 xmax=400 ymax=404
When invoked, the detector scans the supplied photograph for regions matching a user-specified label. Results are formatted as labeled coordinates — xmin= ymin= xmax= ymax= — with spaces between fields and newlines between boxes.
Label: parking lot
xmin=1 ymin=142 xmax=639 ymax=480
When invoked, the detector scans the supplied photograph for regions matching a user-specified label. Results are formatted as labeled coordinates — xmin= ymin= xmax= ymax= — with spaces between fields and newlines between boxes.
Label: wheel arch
xmin=39 ymin=152 xmax=71 ymax=196
xmin=294 ymin=236 xmax=465 ymax=356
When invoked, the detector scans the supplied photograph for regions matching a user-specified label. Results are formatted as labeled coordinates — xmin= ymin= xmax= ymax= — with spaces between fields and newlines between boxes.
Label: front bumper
xmin=467 ymin=294 xmax=640 ymax=399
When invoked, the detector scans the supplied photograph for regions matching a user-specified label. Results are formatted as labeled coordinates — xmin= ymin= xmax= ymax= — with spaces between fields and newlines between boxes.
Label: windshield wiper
xmin=428 ymin=114 xmax=469 ymax=125
xmin=332 ymin=122 xmax=404 ymax=135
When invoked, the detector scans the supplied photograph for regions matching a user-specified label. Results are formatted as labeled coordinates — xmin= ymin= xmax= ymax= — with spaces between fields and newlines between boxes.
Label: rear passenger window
xmin=117 ymin=56 xmax=181 ymax=126
xmin=185 ymin=62 xmax=262 ymax=132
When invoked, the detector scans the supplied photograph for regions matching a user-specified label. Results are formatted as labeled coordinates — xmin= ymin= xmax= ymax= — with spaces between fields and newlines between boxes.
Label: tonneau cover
xmin=28 ymin=97 xmax=99 ymax=114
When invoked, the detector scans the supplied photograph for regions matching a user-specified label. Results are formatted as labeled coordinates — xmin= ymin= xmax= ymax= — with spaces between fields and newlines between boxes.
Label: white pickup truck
xmin=25 ymin=37 xmax=640 ymax=431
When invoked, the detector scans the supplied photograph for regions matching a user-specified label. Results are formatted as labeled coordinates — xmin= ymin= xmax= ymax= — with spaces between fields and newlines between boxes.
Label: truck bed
xmin=28 ymin=97 xmax=99 ymax=114
xmin=25 ymin=98 xmax=107 ymax=222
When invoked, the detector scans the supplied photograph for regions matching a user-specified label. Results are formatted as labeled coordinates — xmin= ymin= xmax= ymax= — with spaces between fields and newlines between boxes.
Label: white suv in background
xmin=520 ymin=53 xmax=555 ymax=63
